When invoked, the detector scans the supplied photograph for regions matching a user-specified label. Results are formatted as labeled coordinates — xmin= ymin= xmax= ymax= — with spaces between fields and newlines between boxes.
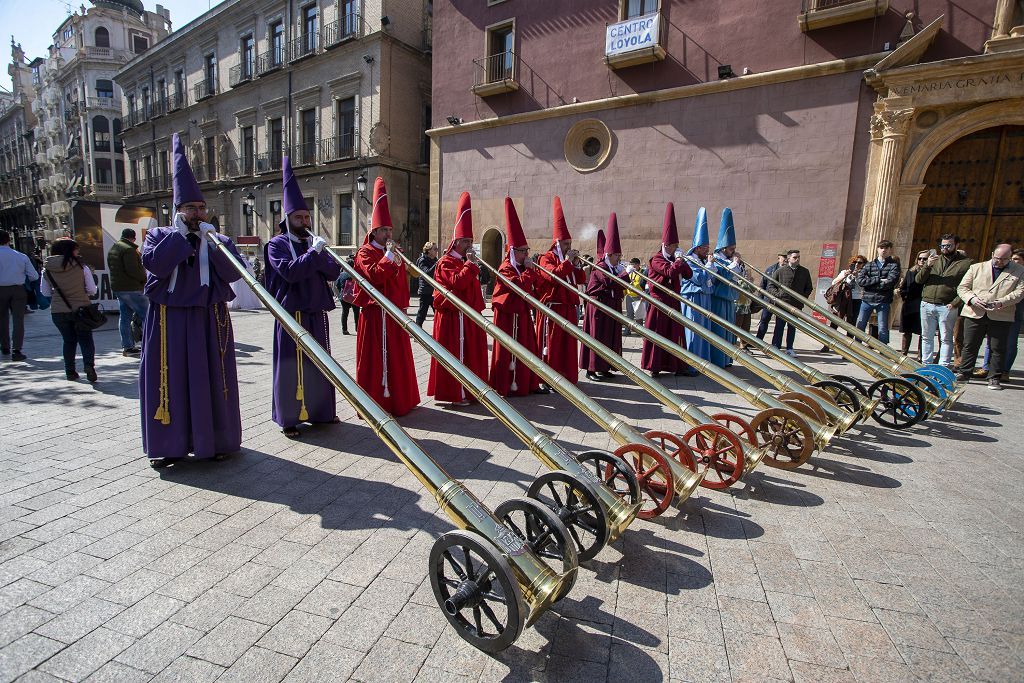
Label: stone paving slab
xmin=1 ymin=303 xmax=1023 ymax=682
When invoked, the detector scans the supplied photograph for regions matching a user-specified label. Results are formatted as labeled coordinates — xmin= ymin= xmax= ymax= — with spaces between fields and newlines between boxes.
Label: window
xmin=270 ymin=21 xmax=284 ymax=65
xmin=241 ymin=34 xmax=254 ymax=78
xmin=132 ymin=35 xmax=149 ymax=53
xmin=115 ymin=159 xmax=124 ymax=185
xmin=96 ymin=79 xmax=113 ymax=100
xmin=95 ymin=158 xmax=112 ymax=184
xmin=420 ymin=103 xmax=431 ymax=164
xmin=141 ymin=87 xmax=150 ymax=116
xmin=205 ymin=136 xmax=217 ymax=180
xmin=483 ymin=22 xmax=515 ymax=84
xmin=241 ymin=125 xmax=254 ymax=174
xmin=143 ymin=156 xmax=154 ymax=189
xmin=130 ymin=159 xmax=139 ymax=190
xmin=205 ymin=54 xmax=217 ymax=94
xmin=268 ymin=117 xmax=283 ymax=167
xmin=337 ymin=193 xmax=353 ymax=245
xmin=159 ymin=149 xmax=168 ymax=186
xmin=622 ymin=0 xmax=658 ymax=19
xmin=303 ymin=5 xmax=319 ymax=52
xmin=94 ymin=27 xmax=110 ymax=48
xmin=112 ymin=118 xmax=122 ymax=152
xmin=336 ymin=97 xmax=355 ymax=157
xmin=156 ymin=78 xmax=166 ymax=105
xmin=126 ymin=93 xmax=136 ymax=117
xmin=92 ymin=115 xmax=110 ymax=152
xmin=341 ymin=0 xmax=358 ymax=34
xmin=299 ymin=109 xmax=317 ymax=164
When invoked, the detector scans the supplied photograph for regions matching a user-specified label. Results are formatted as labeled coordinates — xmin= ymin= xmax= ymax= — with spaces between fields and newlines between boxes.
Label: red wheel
xmin=611 ymin=443 xmax=675 ymax=520
xmin=710 ymin=413 xmax=758 ymax=447
xmin=682 ymin=424 xmax=746 ymax=490
xmin=642 ymin=430 xmax=698 ymax=471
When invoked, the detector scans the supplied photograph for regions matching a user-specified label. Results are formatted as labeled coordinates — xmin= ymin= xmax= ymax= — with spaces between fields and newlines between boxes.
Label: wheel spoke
xmin=479 ymin=600 xmax=504 ymax=631
xmin=546 ymin=481 xmax=565 ymax=507
xmin=473 ymin=605 xmax=485 ymax=636
xmin=443 ymin=550 xmax=467 ymax=580
xmin=463 ymin=547 xmax=475 ymax=580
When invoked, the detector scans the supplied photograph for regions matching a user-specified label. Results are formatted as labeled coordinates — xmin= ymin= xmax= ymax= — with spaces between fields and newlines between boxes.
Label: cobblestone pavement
xmin=1 ymin=303 xmax=1022 ymax=683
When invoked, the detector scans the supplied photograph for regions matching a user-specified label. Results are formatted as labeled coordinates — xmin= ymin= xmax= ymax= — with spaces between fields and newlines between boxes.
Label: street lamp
xmin=243 ymin=191 xmax=262 ymax=217
xmin=355 ymin=172 xmax=371 ymax=205
xmin=160 ymin=203 xmax=170 ymax=221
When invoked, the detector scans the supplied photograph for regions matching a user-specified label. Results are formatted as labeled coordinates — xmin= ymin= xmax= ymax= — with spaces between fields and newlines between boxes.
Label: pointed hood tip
xmin=446 ymin=191 xmax=473 ymax=253
xmin=604 ymin=212 xmax=622 ymax=256
xmin=690 ymin=206 xmax=709 ymax=253
xmin=661 ymin=202 xmax=679 ymax=246
xmin=551 ymin=195 xmax=571 ymax=243
xmin=595 ymin=229 xmax=607 ymax=259
xmin=171 ymin=132 xmax=203 ymax=209
xmin=364 ymin=176 xmax=392 ymax=244
xmin=504 ymin=196 xmax=527 ymax=251
xmin=281 ymin=156 xmax=308 ymax=218
xmin=715 ymin=207 xmax=736 ymax=251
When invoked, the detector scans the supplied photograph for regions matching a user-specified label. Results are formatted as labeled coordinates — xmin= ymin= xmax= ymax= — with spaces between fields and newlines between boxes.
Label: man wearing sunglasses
xmin=916 ymin=233 xmax=972 ymax=367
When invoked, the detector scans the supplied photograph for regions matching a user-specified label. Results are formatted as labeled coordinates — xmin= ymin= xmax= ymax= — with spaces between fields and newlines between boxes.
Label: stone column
xmin=993 ymin=0 xmax=1016 ymax=39
xmin=862 ymin=107 xmax=914 ymax=253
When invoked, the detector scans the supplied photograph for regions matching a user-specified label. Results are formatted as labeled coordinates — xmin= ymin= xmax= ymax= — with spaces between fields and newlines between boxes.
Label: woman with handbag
xmin=898 ymin=251 xmax=928 ymax=358
xmin=40 ymin=238 xmax=99 ymax=382
xmin=335 ymin=254 xmax=360 ymax=334
xmin=820 ymin=254 xmax=866 ymax=350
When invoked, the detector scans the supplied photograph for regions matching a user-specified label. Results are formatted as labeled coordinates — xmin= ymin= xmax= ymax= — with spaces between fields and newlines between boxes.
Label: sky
xmin=1 ymin=0 xmax=216 ymax=92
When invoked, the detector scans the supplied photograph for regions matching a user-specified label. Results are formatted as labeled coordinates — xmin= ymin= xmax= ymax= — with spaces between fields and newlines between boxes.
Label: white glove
xmin=311 ymin=235 xmax=327 ymax=253
xmin=199 ymin=222 xmax=217 ymax=235
xmin=625 ymin=264 xmax=635 ymax=274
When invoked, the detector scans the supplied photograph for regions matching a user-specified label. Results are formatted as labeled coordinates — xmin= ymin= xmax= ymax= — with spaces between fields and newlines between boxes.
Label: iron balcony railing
xmin=229 ymin=60 xmax=255 ymax=87
xmin=318 ymin=133 xmax=357 ymax=162
xmin=194 ymin=80 xmax=216 ymax=102
xmin=255 ymin=150 xmax=283 ymax=174
xmin=323 ymin=12 xmax=362 ymax=47
xmin=256 ymin=47 xmax=285 ymax=75
xmin=150 ymin=97 xmax=167 ymax=118
xmin=473 ymin=49 xmax=518 ymax=88
xmin=240 ymin=152 xmax=255 ymax=176
xmin=801 ymin=0 xmax=871 ymax=8
xmin=170 ymin=90 xmax=186 ymax=111
xmin=292 ymin=140 xmax=319 ymax=166
xmin=288 ymin=33 xmax=320 ymax=62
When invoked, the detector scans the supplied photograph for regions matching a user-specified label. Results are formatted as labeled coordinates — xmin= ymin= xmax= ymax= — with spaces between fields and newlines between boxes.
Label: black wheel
xmin=901 ymin=372 xmax=945 ymax=402
xmin=867 ymin=378 xmax=926 ymax=429
xmin=575 ymin=450 xmax=641 ymax=505
xmin=527 ymin=471 xmax=609 ymax=563
xmin=831 ymin=374 xmax=868 ymax=397
xmin=495 ymin=497 xmax=578 ymax=602
xmin=429 ymin=530 xmax=526 ymax=653
xmin=812 ymin=380 xmax=862 ymax=420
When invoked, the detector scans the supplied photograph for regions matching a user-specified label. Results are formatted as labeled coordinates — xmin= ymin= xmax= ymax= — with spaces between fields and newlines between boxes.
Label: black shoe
xmin=85 ymin=367 xmax=97 ymax=383
xmin=955 ymin=372 xmax=971 ymax=382
xmin=122 ymin=347 xmax=141 ymax=357
xmin=11 ymin=351 xmax=26 ymax=361
xmin=66 ymin=370 xmax=80 ymax=381
xmin=212 ymin=453 xmax=231 ymax=461
xmin=585 ymin=371 xmax=603 ymax=382
xmin=819 ymin=345 xmax=830 ymax=353
xmin=342 ymin=329 xmax=350 ymax=335
xmin=149 ymin=458 xmax=172 ymax=469
xmin=1 ymin=348 xmax=9 ymax=355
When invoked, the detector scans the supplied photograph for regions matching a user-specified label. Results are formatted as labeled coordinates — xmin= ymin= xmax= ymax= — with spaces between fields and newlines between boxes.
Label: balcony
xmin=318 ymin=133 xmax=357 ymax=163
xmin=169 ymin=90 xmax=186 ymax=111
xmin=288 ymin=33 xmax=320 ymax=63
xmin=91 ymin=182 xmax=125 ymax=197
xmin=255 ymin=150 xmax=283 ymax=174
xmin=472 ymin=50 xmax=520 ymax=97
xmin=256 ymin=47 xmax=285 ymax=76
xmin=229 ymin=61 xmax=255 ymax=88
xmin=323 ymin=13 xmax=362 ymax=48
xmin=86 ymin=96 xmax=119 ymax=111
xmin=291 ymin=141 xmax=319 ymax=167
xmin=604 ymin=12 xmax=666 ymax=69
xmin=194 ymin=80 xmax=216 ymax=102
xmin=149 ymin=98 xmax=167 ymax=118
xmin=799 ymin=0 xmax=889 ymax=32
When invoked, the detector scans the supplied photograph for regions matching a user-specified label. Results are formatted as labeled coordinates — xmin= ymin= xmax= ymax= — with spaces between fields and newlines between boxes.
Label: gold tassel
xmin=295 ymin=311 xmax=308 ymax=421
xmin=153 ymin=304 xmax=171 ymax=425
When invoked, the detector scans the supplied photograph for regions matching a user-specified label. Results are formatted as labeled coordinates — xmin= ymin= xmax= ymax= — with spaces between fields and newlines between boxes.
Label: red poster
xmin=812 ymin=242 xmax=839 ymax=323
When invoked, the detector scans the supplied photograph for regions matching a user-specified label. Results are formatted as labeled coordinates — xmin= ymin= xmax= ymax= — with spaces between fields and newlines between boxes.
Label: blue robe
xmin=708 ymin=254 xmax=741 ymax=367
xmin=140 ymin=227 xmax=244 ymax=460
xmin=679 ymin=263 xmax=715 ymax=363
xmin=264 ymin=234 xmax=342 ymax=428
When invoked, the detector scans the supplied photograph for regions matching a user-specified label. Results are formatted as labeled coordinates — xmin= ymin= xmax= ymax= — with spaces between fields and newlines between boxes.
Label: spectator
xmin=0 ymin=229 xmax=38 ymax=361
xmin=917 ymin=233 xmax=972 ymax=368
xmin=855 ymin=239 xmax=901 ymax=344
xmin=763 ymin=249 xmax=812 ymax=356
xmin=977 ymin=248 xmax=1024 ymax=380
xmin=755 ymin=252 xmax=787 ymax=342
xmin=623 ymin=257 xmax=645 ymax=334
xmin=898 ymin=251 xmax=928 ymax=357
xmin=40 ymin=238 xmax=98 ymax=382
xmin=731 ymin=251 xmax=754 ymax=349
xmin=335 ymin=255 xmax=360 ymax=335
xmin=107 ymin=228 xmax=149 ymax=356
xmin=955 ymin=243 xmax=1024 ymax=390
xmin=414 ymin=241 xmax=438 ymax=326
xmin=26 ymin=249 xmax=48 ymax=312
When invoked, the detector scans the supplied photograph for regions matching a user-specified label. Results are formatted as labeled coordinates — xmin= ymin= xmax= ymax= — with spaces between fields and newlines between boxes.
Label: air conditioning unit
xmin=39 ymin=178 xmax=49 ymax=190
xmin=53 ymin=200 xmax=70 ymax=215
xmin=40 ymin=204 xmax=52 ymax=216
xmin=35 ymin=152 xmax=47 ymax=165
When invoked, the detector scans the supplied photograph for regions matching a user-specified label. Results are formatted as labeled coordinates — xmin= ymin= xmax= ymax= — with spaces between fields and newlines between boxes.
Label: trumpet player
xmin=581 ymin=214 xmax=629 ymax=381
xmin=352 ymin=177 xmax=421 ymax=417
xmin=428 ymin=192 xmax=488 ymax=406
xmin=707 ymin=208 xmax=744 ymax=367
xmin=264 ymin=157 xmax=341 ymax=438
xmin=642 ymin=203 xmax=693 ymax=376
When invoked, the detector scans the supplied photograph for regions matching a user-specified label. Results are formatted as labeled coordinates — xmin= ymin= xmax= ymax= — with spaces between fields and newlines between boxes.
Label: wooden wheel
xmin=777 ymin=391 xmax=828 ymax=424
xmin=611 ymin=443 xmax=675 ymax=519
xmin=710 ymin=412 xmax=758 ymax=446
xmin=682 ymin=423 xmax=746 ymax=490
xmin=750 ymin=408 xmax=814 ymax=470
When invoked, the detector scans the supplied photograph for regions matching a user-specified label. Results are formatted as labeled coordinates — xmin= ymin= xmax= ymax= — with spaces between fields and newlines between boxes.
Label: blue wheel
xmin=915 ymin=367 xmax=955 ymax=394
xmin=922 ymin=363 xmax=957 ymax=386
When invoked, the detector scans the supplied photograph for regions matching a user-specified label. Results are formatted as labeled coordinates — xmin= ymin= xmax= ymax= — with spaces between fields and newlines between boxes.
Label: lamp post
xmin=160 ymin=203 xmax=170 ymax=223
xmin=355 ymin=172 xmax=371 ymax=205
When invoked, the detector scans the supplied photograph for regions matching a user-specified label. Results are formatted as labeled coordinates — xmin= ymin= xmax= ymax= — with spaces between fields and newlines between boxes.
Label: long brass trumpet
xmin=686 ymin=257 xmax=946 ymax=428
xmin=598 ymin=260 xmax=866 ymax=430
xmin=404 ymin=257 xmax=705 ymax=519
xmin=326 ymin=249 xmax=640 ymax=561
xmin=476 ymin=258 xmax=785 ymax=489
xmin=539 ymin=260 xmax=834 ymax=469
xmin=206 ymin=233 xmax=574 ymax=653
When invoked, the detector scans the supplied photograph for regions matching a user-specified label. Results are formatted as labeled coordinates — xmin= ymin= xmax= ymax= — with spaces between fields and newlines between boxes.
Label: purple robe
xmin=580 ymin=266 xmax=627 ymax=373
xmin=264 ymin=234 xmax=341 ymax=428
xmin=140 ymin=227 xmax=244 ymax=460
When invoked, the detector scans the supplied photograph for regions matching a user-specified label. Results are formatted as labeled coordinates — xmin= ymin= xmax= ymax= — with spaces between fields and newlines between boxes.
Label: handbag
xmin=45 ymin=271 xmax=108 ymax=332
xmin=824 ymin=280 xmax=851 ymax=310
xmin=340 ymin=277 xmax=356 ymax=304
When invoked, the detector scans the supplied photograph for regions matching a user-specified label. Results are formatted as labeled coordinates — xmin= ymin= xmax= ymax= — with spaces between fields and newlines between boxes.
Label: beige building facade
xmin=115 ymin=0 xmax=432 ymax=254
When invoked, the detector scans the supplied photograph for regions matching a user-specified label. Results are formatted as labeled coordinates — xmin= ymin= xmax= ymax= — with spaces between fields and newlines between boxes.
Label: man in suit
xmin=956 ymin=243 xmax=1024 ymax=390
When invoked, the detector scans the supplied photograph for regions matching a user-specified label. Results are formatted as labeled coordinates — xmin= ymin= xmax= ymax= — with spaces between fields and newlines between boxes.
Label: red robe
xmin=428 ymin=253 xmax=488 ymax=402
xmin=580 ymin=264 xmax=628 ymax=373
xmin=489 ymin=260 xmax=542 ymax=396
xmin=642 ymin=251 xmax=693 ymax=373
xmin=353 ymin=243 xmax=421 ymax=416
xmin=535 ymin=250 xmax=586 ymax=384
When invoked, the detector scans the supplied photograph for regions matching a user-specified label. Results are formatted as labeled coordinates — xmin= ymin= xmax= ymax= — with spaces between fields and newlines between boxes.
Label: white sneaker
xmin=988 ymin=377 xmax=1002 ymax=391
xmin=785 ymin=349 xmax=797 ymax=357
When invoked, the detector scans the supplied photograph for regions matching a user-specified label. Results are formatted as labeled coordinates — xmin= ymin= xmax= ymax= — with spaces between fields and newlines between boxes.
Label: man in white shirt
xmin=0 ymin=230 xmax=39 ymax=361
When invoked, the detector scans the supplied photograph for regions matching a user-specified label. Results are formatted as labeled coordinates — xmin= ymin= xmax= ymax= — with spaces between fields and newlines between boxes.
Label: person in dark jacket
xmin=755 ymin=252 xmax=787 ymax=341
xmin=414 ymin=241 xmax=438 ymax=326
xmin=107 ymin=228 xmax=149 ymax=356
xmin=898 ymin=251 xmax=928 ymax=357
xmin=764 ymin=249 xmax=812 ymax=355
xmin=855 ymin=239 xmax=901 ymax=344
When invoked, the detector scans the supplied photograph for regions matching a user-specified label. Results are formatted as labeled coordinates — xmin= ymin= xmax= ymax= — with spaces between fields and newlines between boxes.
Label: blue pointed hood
xmin=688 ymin=207 xmax=709 ymax=255
xmin=715 ymin=208 xmax=736 ymax=251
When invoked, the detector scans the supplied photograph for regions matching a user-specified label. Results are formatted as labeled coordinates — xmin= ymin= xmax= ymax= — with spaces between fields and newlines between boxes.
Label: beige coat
xmin=956 ymin=260 xmax=1024 ymax=322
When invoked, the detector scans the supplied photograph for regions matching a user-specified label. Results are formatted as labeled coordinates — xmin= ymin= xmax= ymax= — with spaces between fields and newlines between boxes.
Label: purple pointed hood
xmin=171 ymin=133 xmax=203 ymax=208
xmin=282 ymin=157 xmax=308 ymax=216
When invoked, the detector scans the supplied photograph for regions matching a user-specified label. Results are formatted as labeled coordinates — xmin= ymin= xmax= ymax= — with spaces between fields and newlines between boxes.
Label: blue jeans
xmin=920 ymin=301 xmax=957 ymax=366
xmin=115 ymin=291 xmax=149 ymax=350
xmin=856 ymin=301 xmax=891 ymax=344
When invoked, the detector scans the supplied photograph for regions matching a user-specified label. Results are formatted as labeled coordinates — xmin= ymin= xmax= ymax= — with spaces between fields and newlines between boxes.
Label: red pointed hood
xmin=595 ymin=229 xmax=607 ymax=260
xmin=446 ymin=192 xmax=473 ymax=253
xmin=551 ymin=195 xmax=572 ymax=244
xmin=365 ymin=176 xmax=392 ymax=244
xmin=504 ymin=197 xmax=527 ymax=249
xmin=605 ymin=212 xmax=622 ymax=256
xmin=661 ymin=202 xmax=679 ymax=246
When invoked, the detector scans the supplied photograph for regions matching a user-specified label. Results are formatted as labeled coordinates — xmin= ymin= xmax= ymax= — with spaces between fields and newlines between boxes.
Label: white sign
xmin=605 ymin=13 xmax=660 ymax=57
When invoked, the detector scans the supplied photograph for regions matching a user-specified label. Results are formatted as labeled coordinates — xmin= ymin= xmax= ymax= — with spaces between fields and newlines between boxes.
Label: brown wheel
xmin=777 ymin=391 xmax=829 ymax=424
xmin=611 ymin=443 xmax=675 ymax=520
xmin=641 ymin=430 xmax=698 ymax=471
xmin=750 ymin=408 xmax=815 ymax=470
xmin=710 ymin=413 xmax=758 ymax=446
xmin=682 ymin=423 xmax=746 ymax=490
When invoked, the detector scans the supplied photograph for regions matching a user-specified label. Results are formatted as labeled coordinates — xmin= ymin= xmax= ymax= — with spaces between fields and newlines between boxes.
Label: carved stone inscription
xmin=889 ymin=71 xmax=1024 ymax=106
